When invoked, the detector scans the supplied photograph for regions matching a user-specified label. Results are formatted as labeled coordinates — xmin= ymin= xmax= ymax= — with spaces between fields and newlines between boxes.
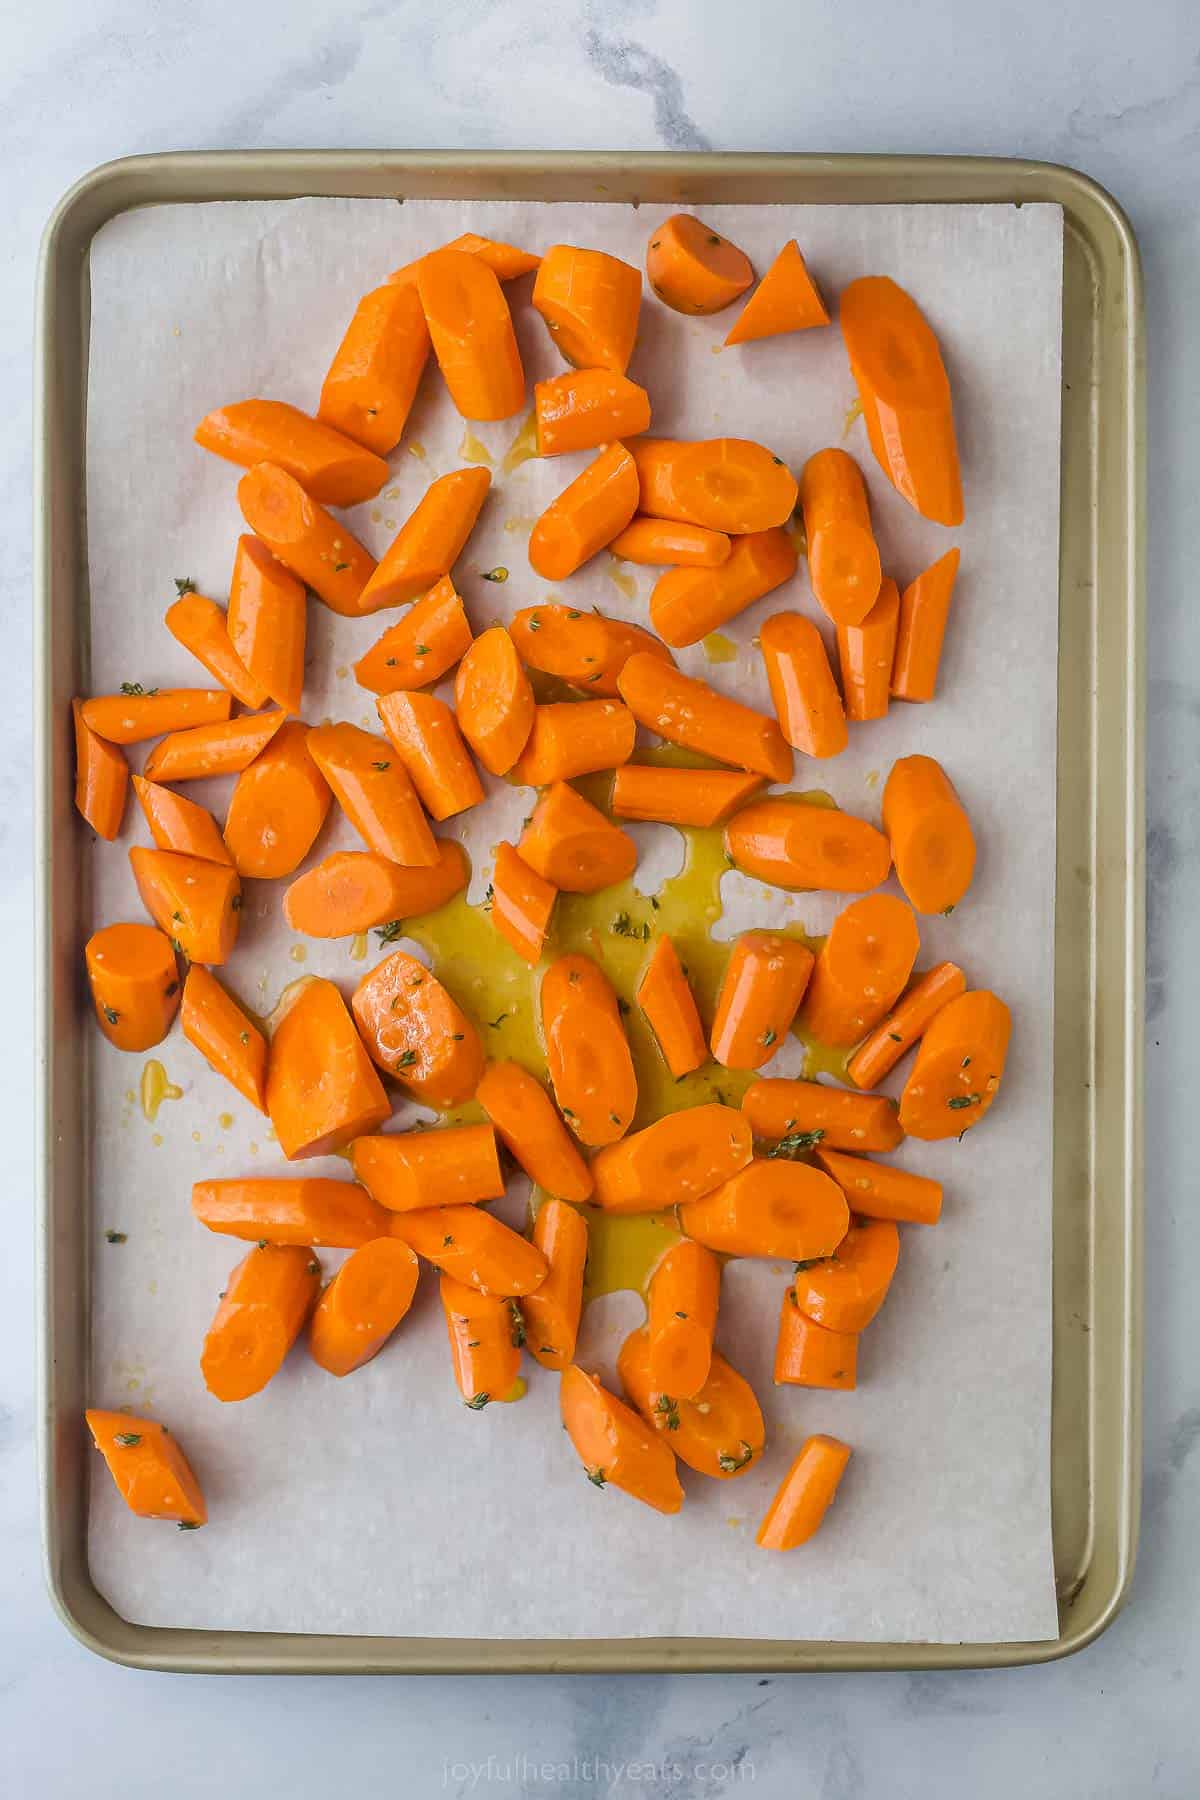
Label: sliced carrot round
xmin=791 ymin=1217 xmax=899 ymax=1333
xmin=560 ymin=1363 xmax=683 ymax=1514
xmin=352 ymin=948 xmax=484 ymax=1107
xmin=882 ymin=754 xmax=976 ymax=915
xmin=798 ymin=894 xmax=920 ymax=1048
xmin=85 ymin=923 xmax=179 ymax=1052
xmin=591 ymin=1103 xmax=752 ymax=1213
xmin=620 ymin=1329 xmax=764 ymax=1479
xmin=898 ymin=989 xmax=1011 ymax=1141
xmin=310 ymin=1238 xmax=420 ymax=1377
xmin=725 ymin=797 xmax=891 ymax=894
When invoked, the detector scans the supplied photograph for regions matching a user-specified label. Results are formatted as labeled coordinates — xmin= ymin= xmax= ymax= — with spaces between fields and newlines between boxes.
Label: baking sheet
xmin=83 ymin=196 xmax=1063 ymax=1643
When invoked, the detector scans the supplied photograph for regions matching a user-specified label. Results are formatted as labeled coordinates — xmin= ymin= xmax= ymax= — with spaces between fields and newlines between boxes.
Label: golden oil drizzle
xmin=289 ymin=943 xmax=308 ymax=964
xmin=500 ymin=1375 xmax=528 ymax=1403
xmin=842 ymin=395 xmax=863 ymax=437
xmin=140 ymin=1059 xmax=182 ymax=1123
xmin=702 ymin=631 xmax=738 ymax=665
xmin=501 ymin=411 xmax=538 ymax=473
xmin=218 ymin=1113 xmax=234 ymax=1131
xmin=607 ymin=560 xmax=638 ymax=600
xmin=787 ymin=516 xmax=808 ymax=559
xmin=349 ymin=932 xmax=369 ymax=962
xmin=504 ymin=514 xmax=536 ymax=535
xmin=458 ymin=427 xmax=494 ymax=468
xmin=406 ymin=444 xmax=427 ymax=464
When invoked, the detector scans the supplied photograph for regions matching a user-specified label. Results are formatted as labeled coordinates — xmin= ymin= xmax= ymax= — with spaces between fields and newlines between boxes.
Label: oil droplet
xmin=385 ymin=485 xmax=402 ymax=499
xmin=249 ymin=1141 xmax=259 ymax=1156
xmin=124 ymin=1088 xmax=137 ymax=1106
xmin=384 ymin=517 xmax=397 ymax=531
xmin=607 ymin=561 xmax=637 ymax=600
xmin=501 ymin=411 xmax=538 ymax=473
xmin=349 ymin=932 xmax=368 ymax=962
xmin=504 ymin=514 xmax=536 ymax=535
xmin=726 ymin=1516 xmax=744 ymax=1528
xmin=842 ymin=395 xmax=863 ymax=437
xmin=335 ymin=666 xmax=349 ymax=680
xmin=865 ymin=768 xmax=880 ymax=788
xmin=407 ymin=444 xmax=426 ymax=464
xmin=266 ymin=1126 xmax=278 ymax=1142
xmin=140 ymin=1059 xmax=182 ymax=1122
xmin=458 ymin=427 xmax=494 ymax=467
xmin=501 ymin=1376 xmax=528 ymax=1403
xmin=126 ymin=1378 xmax=140 ymax=1392
xmin=370 ymin=508 xmax=382 ymax=524
xmin=710 ymin=344 xmax=723 ymax=355
xmin=579 ymin=1206 xmax=680 ymax=1307
xmin=219 ymin=1113 xmax=234 ymax=1131
xmin=289 ymin=944 xmax=308 ymax=964
xmin=148 ymin=1279 xmax=158 ymax=1296
xmin=702 ymin=632 xmax=738 ymax=665
xmin=151 ymin=1132 xmax=163 ymax=1147
xmin=191 ymin=1130 xmax=202 ymax=1144
xmin=787 ymin=516 xmax=808 ymax=559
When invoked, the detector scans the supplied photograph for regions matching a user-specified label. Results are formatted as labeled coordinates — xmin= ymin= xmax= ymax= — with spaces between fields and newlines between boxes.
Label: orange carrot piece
xmin=141 ymin=709 xmax=287 ymax=783
xmin=128 ymin=846 xmax=241 ymax=966
xmin=846 ymin=961 xmax=966 ymax=1090
xmin=454 ymin=626 xmax=535 ymax=776
xmin=839 ymin=275 xmax=964 ymax=527
xmin=310 ymin=1238 xmax=420 ymax=1376
xmin=237 ymin=463 xmax=376 ymax=615
xmin=82 ymin=688 xmax=232 ymax=745
xmin=756 ymin=1435 xmax=852 ymax=1549
xmin=72 ymin=698 xmax=129 ymax=840
xmin=611 ymin=765 xmax=763 ymax=828
xmin=529 ymin=442 xmax=640 ymax=581
xmin=645 ymin=1240 xmax=721 ymax=1398
xmin=542 ymin=952 xmax=637 ymax=1146
xmin=390 ymin=232 xmax=541 ymax=287
xmin=608 ymin=516 xmax=733 ymax=568
xmin=882 ymin=754 xmax=976 ymax=914
xmin=440 ymin=1274 xmax=523 ymax=1405
xmin=195 ymin=399 xmax=389 ymax=505
xmin=724 ymin=240 xmax=830 ymax=345
xmin=353 ymin=576 xmax=473 ymax=695
xmin=618 ymin=653 xmax=792 ymax=782
xmin=350 ymin=1124 xmax=504 ymax=1212
xmin=181 ymin=965 xmax=267 ymax=1112
xmin=710 ymin=931 xmax=814 ymax=1070
xmin=891 ymin=548 xmax=961 ymax=702
xmin=283 ymin=842 xmax=468 ymax=938
xmin=376 ymin=691 xmax=483 ymax=821
xmin=85 ymin=923 xmax=179 ymax=1052
xmin=524 ymin=1198 xmax=589 ymax=1371
xmin=534 ymin=369 xmax=651 ymax=457
xmin=800 ymin=448 xmax=883 ymax=628
xmin=649 ymin=526 xmax=797 ymax=648
xmin=132 ymin=776 xmax=231 ymax=866
xmin=637 ymin=936 xmax=708 ymax=1079
xmin=759 ymin=612 xmax=847 ymax=758
xmin=191 ymin=1176 xmax=391 ymax=1247
xmin=519 ymin=782 xmax=636 ymax=893
xmin=85 ymin=1410 xmax=206 ymax=1526
xmin=620 ymin=1330 xmax=764 ymax=1479
xmin=773 ymin=1298 xmax=857 ymax=1391
xmin=491 ymin=841 xmax=556 ymax=965
xmin=742 ymin=1078 xmax=903 ymax=1153
xmin=222 ymin=721 xmax=331 ymax=879
xmin=646 ymin=215 xmax=753 ymax=316
xmin=307 ymin=722 xmax=437 ymax=866
xmin=679 ymin=1158 xmax=849 ymax=1261
xmin=417 ymin=248 xmax=525 ymax=420
xmin=898 ymin=990 xmax=1011 ymax=1141
xmin=509 ymin=604 xmax=671 ymax=699
xmin=351 ymin=948 xmax=484 ymax=1107
xmin=318 ymin=281 xmax=431 ymax=456
xmin=837 ymin=576 xmax=899 ymax=722
xmin=164 ymin=588 xmax=268 ymax=710
xmin=477 ymin=1062 xmax=593 ymax=1202
xmin=560 ymin=1364 xmax=683 ymax=1514
xmin=631 ymin=437 xmax=799 ymax=535
xmin=201 ymin=1242 xmax=321 ymax=1402
xmin=592 ymin=1103 xmax=752 ymax=1214
xmin=791 ymin=1218 xmax=899 ymax=1332
xmin=533 ymin=245 xmax=642 ymax=373
xmin=266 ymin=976 xmax=390 ymax=1160
xmin=798 ymin=894 xmax=920 ymax=1048
xmin=357 ymin=467 xmax=491 ymax=612
xmin=510 ymin=699 xmax=636 ymax=787
xmin=815 ymin=1147 xmax=942 ymax=1226
xmin=724 ymin=796 xmax=891 ymax=893
xmin=227 ymin=535 xmax=307 ymax=715
xmin=389 ymin=1205 xmax=548 ymax=1297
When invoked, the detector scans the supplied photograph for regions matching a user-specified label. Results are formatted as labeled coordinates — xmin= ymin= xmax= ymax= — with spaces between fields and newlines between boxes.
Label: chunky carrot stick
xmin=351 ymin=1124 xmax=504 ymax=1212
xmin=82 ymin=688 xmax=232 ymax=745
xmin=608 ymin=517 xmax=732 ymax=568
xmin=454 ymin=626 xmax=535 ymax=776
xmin=534 ymin=369 xmax=651 ymax=457
xmin=617 ymin=653 xmax=792 ymax=782
xmin=611 ymin=765 xmax=763 ymax=828
xmin=509 ymin=604 xmax=671 ymax=698
xmin=377 ymin=691 xmax=483 ymax=821
xmin=357 ymin=468 xmax=491 ymax=612
xmin=791 ymin=1218 xmax=899 ymax=1332
xmin=511 ymin=699 xmax=636 ymax=787
xmin=389 ymin=1205 xmax=548 ymax=1297
xmin=710 ymin=932 xmax=814 ymax=1070
xmin=519 ymin=782 xmax=636 ymax=893
xmin=283 ymin=842 xmax=468 ymax=937
xmin=891 ymin=547 xmax=961 ymax=702
xmin=128 ymin=847 xmax=242 ymax=966
xmin=307 ymin=722 xmax=437 ymax=866
xmin=133 ymin=776 xmax=230 ymax=866
xmin=882 ymin=754 xmax=976 ymax=915
xmin=592 ymin=1104 xmax=752 ymax=1214
xmin=560 ymin=1363 xmax=683 ymax=1514
xmin=798 ymin=894 xmax=920 ymax=1047
xmin=84 ymin=1410 xmax=206 ymax=1526
xmin=678 ymin=1158 xmax=848 ymax=1261
xmin=227 ymin=534 xmax=307 ymax=715
xmin=837 ymin=577 xmax=899 ymax=722
xmin=799 ymin=448 xmax=882 ymax=627
xmin=636 ymin=935 xmax=708 ymax=1078
xmin=222 ymin=722 xmax=331 ymax=879
xmin=476 ymin=1061 xmax=593 ymax=1202
xmin=491 ymin=841 xmax=557 ymax=965
xmin=85 ymin=923 xmax=179 ymax=1051
xmin=353 ymin=576 xmax=473 ymax=695
xmin=237 ymin=463 xmax=376 ymax=615
xmin=773 ymin=1297 xmax=857 ymax=1391
xmin=621 ymin=1329 xmax=765 ymax=1480
xmin=195 ymin=398 xmax=389 ymax=505
xmin=649 ymin=527 xmax=797 ymax=648
xmin=645 ymin=1240 xmax=721 ymax=1398
xmin=141 ymin=708 xmax=287 ymax=783
xmin=390 ymin=232 xmax=541 ymax=286
xmin=181 ymin=966 xmax=267 ymax=1112
xmin=72 ymin=698 xmax=128 ymax=840
xmin=267 ymin=976 xmax=390 ymax=1159
xmin=523 ymin=1198 xmax=589 ymax=1371
xmin=724 ymin=240 xmax=830 ymax=345
xmin=310 ymin=1239 xmax=420 ymax=1376
xmin=542 ymin=952 xmax=637 ymax=1145
xmin=839 ymin=275 xmax=964 ymax=527
xmin=631 ymin=438 xmax=799 ymax=534
xmin=898 ymin=989 xmax=1011 ymax=1140
xmin=417 ymin=249 xmax=525 ymax=420
xmin=756 ymin=1435 xmax=852 ymax=1549
xmin=533 ymin=245 xmax=642 ymax=373
xmin=318 ymin=281 xmax=431 ymax=455
xmin=816 ymin=1147 xmax=942 ymax=1226
xmin=440 ymin=1274 xmax=523 ymax=1406
xmin=201 ymin=1242 xmax=321 ymax=1402
xmin=352 ymin=948 xmax=483 ymax=1106
xmin=724 ymin=796 xmax=891 ymax=893
xmin=846 ymin=961 xmax=966 ymax=1090
xmin=759 ymin=612 xmax=847 ymax=759
xmin=192 ymin=1176 xmax=392 ymax=1247
xmin=646 ymin=215 xmax=753 ymax=315
xmin=165 ymin=588 xmax=268 ymax=710
xmin=529 ymin=442 xmax=640 ymax=581
xmin=742 ymin=1078 xmax=903 ymax=1153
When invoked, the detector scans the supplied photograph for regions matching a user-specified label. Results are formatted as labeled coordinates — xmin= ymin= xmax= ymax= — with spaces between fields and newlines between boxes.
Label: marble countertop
xmin=4 ymin=2 xmax=1196 ymax=1794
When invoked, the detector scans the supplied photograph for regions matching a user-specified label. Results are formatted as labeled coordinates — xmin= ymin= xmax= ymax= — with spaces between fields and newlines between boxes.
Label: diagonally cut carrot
xmin=724 ymin=240 xmax=830 ymax=345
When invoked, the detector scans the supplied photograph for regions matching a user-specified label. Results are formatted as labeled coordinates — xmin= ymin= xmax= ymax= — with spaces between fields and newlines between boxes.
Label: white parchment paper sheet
xmin=84 ymin=197 xmax=1062 ymax=1642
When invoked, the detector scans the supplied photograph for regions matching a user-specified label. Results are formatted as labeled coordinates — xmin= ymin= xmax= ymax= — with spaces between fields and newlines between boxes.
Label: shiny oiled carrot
xmin=351 ymin=948 xmax=484 ymax=1107
xmin=266 ymin=976 xmax=390 ymax=1159
xmin=528 ymin=442 xmax=640 ymax=581
xmin=82 ymin=688 xmax=232 ymax=745
xmin=533 ymin=245 xmax=642 ymax=373
xmin=797 ymin=894 xmax=920 ymax=1048
xmin=800 ymin=448 xmax=882 ymax=627
xmin=389 ymin=232 xmax=541 ymax=287
xmin=85 ymin=923 xmax=180 ymax=1052
xmin=353 ymin=576 xmax=473 ymax=696
xmin=636 ymin=935 xmax=708 ymax=1079
xmin=454 ymin=626 xmax=535 ymax=776
xmin=592 ymin=1104 xmax=752 ymax=1214
xmin=791 ymin=1219 xmax=899 ymax=1332
xmin=510 ymin=700 xmax=636 ymax=787
xmin=509 ymin=604 xmax=671 ymax=699
xmin=318 ymin=282 xmax=431 ymax=456
xmin=560 ymin=1364 xmax=683 ymax=1514
xmin=356 ymin=468 xmax=491 ymax=612
xmin=519 ymin=782 xmax=636 ymax=893
xmin=773 ymin=1297 xmax=858 ymax=1391
xmin=128 ymin=846 xmax=242 ymax=966
xmin=759 ymin=612 xmax=847 ymax=759
xmin=491 ymin=841 xmax=557 ymax=965
xmin=882 ymin=754 xmax=976 ymax=915
xmin=72 ymin=699 xmax=128 ymax=840
xmin=619 ymin=1331 xmax=765 ymax=1480
xmin=645 ymin=1240 xmax=721 ymax=1398
xmin=195 ymin=398 xmax=389 ymax=505
xmin=608 ymin=517 xmax=732 ymax=568
xmin=611 ymin=765 xmax=763 ymax=829
xmin=181 ymin=965 xmax=267 ymax=1112
xmin=898 ymin=989 xmax=1011 ymax=1141
xmin=645 ymin=215 xmax=753 ymax=315
xmin=891 ymin=547 xmax=961 ymax=702
xmin=132 ymin=776 xmax=232 ymax=866
xmin=741 ymin=1078 xmax=903 ymax=1154
xmin=523 ymin=1198 xmax=589 ymax=1371
xmin=377 ymin=691 xmax=484 ymax=821
xmin=440 ymin=1274 xmax=523 ymax=1405
xmin=222 ymin=721 xmax=332 ymax=879
xmin=85 ymin=1410 xmax=206 ymax=1526
xmin=201 ymin=1243 xmax=321 ymax=1402
xmin=542 ymin=952 xmax=637 ymax=1146
xmin=617 ymin=653 xmax=792 ymax=783
xmin=724 ymin=240 xmax=830 ymax=345
xmin=389 ymin=1206 xmax=548 ymax=1297
xmin=679 ymin=1159 xmax=849 ymax=1261
xmin=227 ymin=534 xmax=307 ymax=715
xmin=417 ymin=249 xmax=525 ymax=421
xmin=310 ymin=1239 xmax=420 ymax=1377
xmin=631 ymin=438 xmax=798 ymax=535
xmin=709 ymin=932 xmax=814 ymax=1070
xmin=534 ymin=368 xmax=651 ymax=456
xmin=815 ymin=1147 xmax=942 ymax=1226
xmin=350 ymin=1124 xmax=504 ymax=1212
xmin=837 ymin=577 xmax=899 ymax=722
xmin=141 ymin=709 xmax=287 ymax=783
xmin=237 ymin=463 xmax=376 ymax=615
xmin=191 ymin=1176 xmax=391 ymax=1248
xmin=756 ymin=1435 xmax=852 ymax=1549
xmin=724 ymin=796 xmax=891 ymax=893
xmin=307 ymin=722 xmax=437 ymax=867
xmin=164 ymin=588 xmax=268 ymax=710
xmin=846 ymin=961 xmax=966 ymax=1090
xmin=283 ymin=842 xmax=468 ymax=938
xmin=649 ymin=526 xmax=797 ymax=648
xmin=476 ymin=1061 xmax=593 ymax=1202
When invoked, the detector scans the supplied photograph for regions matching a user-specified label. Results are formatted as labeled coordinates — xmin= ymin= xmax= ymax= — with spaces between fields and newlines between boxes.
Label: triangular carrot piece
xmin=724 ymin=240 xmax=830 ymax=345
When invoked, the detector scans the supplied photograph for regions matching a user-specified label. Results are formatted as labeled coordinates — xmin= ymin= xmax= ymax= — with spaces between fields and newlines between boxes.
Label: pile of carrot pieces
xmin=79 ymin=214 xmax=1009 ymax=1555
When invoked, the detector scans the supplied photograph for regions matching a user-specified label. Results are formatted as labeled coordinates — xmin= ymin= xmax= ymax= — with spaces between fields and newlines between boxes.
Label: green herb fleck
xmin=609 ymin=1111 xmax=622 ymax=1126
xmin=415 ymin=644 xmax=431 ymax=656
xmin=104 ymin=1230 xmax=127 ymax=1244
xmin=611 ymin=911 xmax=650 ymax=941
xmin=586 ymin=1466 xmax=607 ymax=1488
xmin=231 ymin=893 xmax=243 ymax=911
xmin=947 ymin=1093 xmax=980 ymax=1111
xmin=654 ymin=1394 xmax=681 ymax=1431
xmin=794 ymin=1257 xmax=825 ymax=1273
xmin=527 ymin=612 xmax=540 ymax=630
xmin=489 ymin=1011 xmax=509 ymax=1029
xmin=306 ymin=1260 xmax=319 ymax=1275
xmin=177 ymin=1520 xmax=202 ymax=1530
xmin=103 ymin=1006 xmax=120 ymax=1025
xmin=942 ymin=904 xmax=956 ymax=916
xmin=256 ymin=1238 xmax=268 ymax=1249
xmin=888 ymin=1032 xmax=903 ymax=1043
xmin=766 ymin=1128 xmax=825 ymax=1159
xmin=171 ymin=910 xmax=184 ymax=923
xmin=482 ymin=883 xmax=494 ymax=913
xmin=708 ymin=233 xmax=722 ymax=245
xmin=173 ymin=577 xmax=197 ymax=596
xmin=481 ymin=567 xmax=508 ymax=583
xmin=396 ymin=1050 xmax=418 ymax=1068
xmin=333 ymin=561 xmax=350 ymax=573
xmin=451 ymin=1032 xmax=464 ymax=1041
xmin=118 ymin=681 xmax=158 ymax=695
xmin=674 ymin=1309 xmax=688 ymax=1320
xmin=371 ymin=759 xmax=391 ymax=771
xmin=375 ymin=920 xmax=405 ymax=943
xmin=385 ymin=657 xmax=398 ymax=667
xmin=717 ymin=1440 xmax=755 ymax=1474
xmin=466 ymin=1392 xmax=490 ymax=1410
xmin=443 ymin=1233 xmax=455 ymax=1247
xmin=761 ymin=1028 xmax=777 ymax=1047
xmin=508 ymin=1301 xmax=526 ymax=1348
xmin=165 ymin=981 xmax=178 ymax=997
xmin=616 ymin=996 xmax=631 ymax=1016
xmin=961 ymin=1055 xmax=972 ymax=1068
xmin=567 ymin=609 xmax=582 ymax=620
xmin=239 ymin=1030 xmax=250 ymax=1045
xmin=113 ymin=1432 xmax=141 ymax=1447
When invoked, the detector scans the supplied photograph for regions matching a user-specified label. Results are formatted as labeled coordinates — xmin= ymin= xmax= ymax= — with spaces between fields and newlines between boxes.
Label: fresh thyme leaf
xmin=371 ymin=760 xmax=391 ymax=771
xmin=481 ymin=567 xmax=508 ymax=583
xmin=173 ymin=577 xmax=197 ymax=595
xmin=415 ymin=644 xmax=431 ymax=656
xmin=375 ymin=920 xmax=405 ymax=943
xmin=396 ymin=1049 xmax=418 ymax=1068
xmin=239 ymin=1030 xmax=250 ymax=1045
xmin=717 ymin=1440 xmax=755 ymax=1474
xmin=466 ymin=1392 xmax=490 ymax=1409
xmin=103 ymin=1007 xmax=120 ymax=1025
xmin=947 ymin=1093 xmax=980 ymax=1110
xmin=586 ymin=1466 xmax=607 ymax=1488
xmin=488 ymin=1011 xmax=509 ymax=1029
xmin=766 ymin=1128 xmax=825 ymax=1159
xmin=761 ymin=1028 xmax=777 ymax=1047
xmin=104 ymin=1230 xmax=127 ymax=1244
xmin=654 ymin=1394 xmax=681 ymax=1431
xmin=333 ymin=561 xmax=350 ymax=573
xmin=508 ymin=1301 xmax=526 ymax=1348
xmin=177 ymin=1520 xmax=202 ymax=1530
xmin=113 ymin=1432 xmax=141 ymax=1447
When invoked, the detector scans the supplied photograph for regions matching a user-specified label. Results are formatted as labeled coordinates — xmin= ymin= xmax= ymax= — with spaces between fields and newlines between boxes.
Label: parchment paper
xmin=84 ymin=197 xmax=1062 ymax=1643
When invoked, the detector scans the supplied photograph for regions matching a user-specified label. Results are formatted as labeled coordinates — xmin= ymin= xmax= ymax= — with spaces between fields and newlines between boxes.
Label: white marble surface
xmin=3 ymin=1 xmax=1195 ymax=1793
